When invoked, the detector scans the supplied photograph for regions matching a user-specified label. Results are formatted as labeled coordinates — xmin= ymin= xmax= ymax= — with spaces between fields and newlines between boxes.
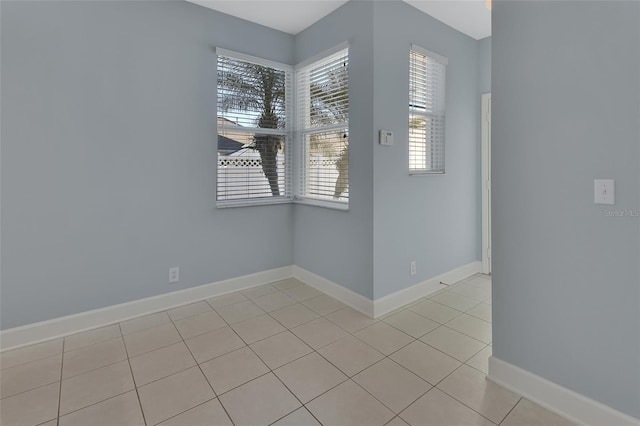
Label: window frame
xmin=215 ymin=48 xmax=294 ymax=208
xmin=409 ymin=44 xmax=448 ymax=175
xmin=294 ymin=43 xmax=350 ymax=211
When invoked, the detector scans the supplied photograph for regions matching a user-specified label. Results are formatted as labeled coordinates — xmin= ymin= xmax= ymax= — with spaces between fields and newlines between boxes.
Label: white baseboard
xmin=1 ymin=261 xmax=483 ymax=352
xmin=0 ymin=266 xmax=293 ymax=352
xmin=488 ymin=356 xmax=640 ymax=426
xmin=291 ymin=266 xmax=374 ymax=317
xmin=373 ymin=261 xmax=483 ymax=317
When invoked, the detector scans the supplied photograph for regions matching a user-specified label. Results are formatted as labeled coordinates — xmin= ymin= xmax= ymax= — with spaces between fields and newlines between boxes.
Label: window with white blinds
xmin=296 ymin=47 xmax=349 ymax=206
xmin=409 ymin=45 xmax=447 ymax=174
xmin=216 ymin=49 xmax=292 ymax=205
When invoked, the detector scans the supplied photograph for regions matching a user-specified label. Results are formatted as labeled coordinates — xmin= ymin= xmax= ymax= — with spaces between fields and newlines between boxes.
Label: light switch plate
xmin=594 ymin=179 xmax=615 ymax=205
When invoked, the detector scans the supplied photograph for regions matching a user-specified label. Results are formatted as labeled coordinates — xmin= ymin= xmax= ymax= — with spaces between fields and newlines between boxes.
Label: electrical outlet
xmin=410 ymin=261 xmax=416 ymax=276
xmin=169 ymin=267 xmax=179 ymax=283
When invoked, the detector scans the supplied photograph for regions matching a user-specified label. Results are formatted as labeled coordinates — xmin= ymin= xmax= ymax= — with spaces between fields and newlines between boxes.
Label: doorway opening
xmin=481 ymin=93 xmax=492 ymax=274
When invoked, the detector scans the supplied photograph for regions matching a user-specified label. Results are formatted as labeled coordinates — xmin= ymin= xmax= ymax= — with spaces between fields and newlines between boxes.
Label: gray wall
xmin=0 ymin=1 xmax=295 ymax=329
xmin=478 ymin=36 xmax=492 ymax=95
xmin=372 ymin=1 xmax=481 ymax=298
xmin=492 ymin=1 xmax=640 ymax=418
xmin=293 ymin=1 xmax=375 ymax=299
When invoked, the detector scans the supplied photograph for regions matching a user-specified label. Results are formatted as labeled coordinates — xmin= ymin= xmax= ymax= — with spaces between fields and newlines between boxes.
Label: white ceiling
xmin=186 ymin=0 xmax=491 ymax=40
xmin=405 ymin=1 xmax=491 ymax=40
xmin=186 ymin=0 xmax=349 ymax=35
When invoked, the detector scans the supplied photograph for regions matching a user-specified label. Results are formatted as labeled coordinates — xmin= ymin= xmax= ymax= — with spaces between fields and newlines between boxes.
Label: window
xmin=409 ymin=45 xmax=447 ymax=174
xmin=216 ymin=49 xmax=292 ymax=205
xmin=296 ymin=47 xmax=349 ymax=207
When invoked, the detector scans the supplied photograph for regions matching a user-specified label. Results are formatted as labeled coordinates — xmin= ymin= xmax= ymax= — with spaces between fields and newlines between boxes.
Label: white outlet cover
xmin=169 ymin=267 xmax=180 ymax=283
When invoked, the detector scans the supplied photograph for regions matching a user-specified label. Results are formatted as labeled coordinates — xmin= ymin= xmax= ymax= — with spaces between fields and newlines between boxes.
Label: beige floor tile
xmin=250 ymin=331 xmax=312 ymax=369
xmin=448 ymin=283 xmax=492 ymax=302
xmin=353 ymin=358 xmax=431 ymax=413
xmin=466 ymin=303 xmax=492 ymax=322
xmin=383 ymin=310 xmax=440 ymax=338
xmin=302 ymin=294 xmax=346 ymax=315
xmin=231 ymin=314 xmax=286 ymax=344
xmin=325 ymin=307 xmax=378 ymax=333
xmin=272 ymin=278 xmax=303 ymax=291
xmin=60 ymin=360 xmax=134 ymax=415
xmin=0 ymin=382 xmax=59 ymax=426
xmin=63 ymin=338 xmax=127 ymax=378
xmin=420 ymin=326 xmax=486 ymax=362
xmin=158 ymin=398 xmax=232 ymax=426
xmin=386 ymin=417 xmax=410 ymax=426
xmin=390 ymin=341 xmax=460 ymax=385
xmin=59 ymin=390 xmax=145 ymax=426
xmin=129 ymin=342 xmax=196 ymax=386
xmin=273 ymin=407 xmax=320 ymax=425
xmin=307 ymin=380 xmax=394 ymax=426
xmin=64 ymin=325 xmax=121 ymax=352
xmin=431 ymin=291 xmax=480 ymax=312
xmin=501 ymin=398 xmax=576 ymax=426
xmin=317 ymin=335 xmax=384 ymax=377
xmin=283 ymin=283 xmax=323 ymax=301
xmin=0 ymin=339 xmax=62 ymax=370
xmin=200 ymin=346 xmax=269 ymax=395
xmin=215 ymin=299 xmax=265 ymax=324
xmin=446 ymin=314 xmax=492 ymax=343
xmin=465 ymin=345 xmax=492 ymax=374
xmin=269 ymin=303 xmax=320 ymax=329
xmin=274 ymin=352 xmax=347 ymax=403
xmin=123 ymin=323 xmax=182 ymax=357
xmin=219 ymin=373 xmax=300 ymax=426
xmin=138 ymin=367 xmax=215 ymax=425
xmin=167 ymin=301 xmax=212 ymax=321
xmin=252 ymin=291 xmax=297 ymax=312
xmin=290 ymin=317 xmax=349 ymax=349
xmin=242 ymin=284 xmax=278 ymax=299
xmin=400 ymin=387 xmax=495 ymax=426
xmin=38 ymin=421 xmax=58 ymax=426
xmin=120 ymin=312 xmax=171 ymax=335
xmin=0 ymin=354 xmax=61 ymax=398
xmin=437 ymin=364 xmax=520 ymax=424
xmin=184 ymin=327 xmax=246 ymax=364
xmin=465 ymin=276 xmax=492 ymax=290
xmin=206 ymin=292 xmax=247 ymax=309
xmin=407 ymin=299 xmax=461 ymax=324
xmin=354 ymin=322 xmax=414 ymax=356
xmin=174 ymin=311 xmax=226 ymax=340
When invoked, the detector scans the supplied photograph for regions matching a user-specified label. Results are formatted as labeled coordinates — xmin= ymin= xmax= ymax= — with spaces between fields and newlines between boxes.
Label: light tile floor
xmin=0 ymin=274 xmax=576 ymax=426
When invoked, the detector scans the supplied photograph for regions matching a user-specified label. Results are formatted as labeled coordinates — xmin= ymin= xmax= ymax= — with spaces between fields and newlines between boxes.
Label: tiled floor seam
xmin=118 ymin=323 xmax=149 ymax=426
xmin=56 ymin=338 xmax=65 ymax=425
xmin=427 ymin=362 xmax=503 ymax=425
xmin=497 ymin=396 xmax=524 ymax=425
xmin=159 ymin=316 xmax=229 ymax=426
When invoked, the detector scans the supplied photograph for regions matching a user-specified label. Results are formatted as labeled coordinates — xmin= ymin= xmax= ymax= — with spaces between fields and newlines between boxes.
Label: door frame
xmin=481 ymin=93 xmax=492 ymax=274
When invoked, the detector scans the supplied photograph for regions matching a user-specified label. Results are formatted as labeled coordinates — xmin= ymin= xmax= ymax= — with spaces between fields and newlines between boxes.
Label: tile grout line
xmin=119 ymin=323 xmax=149 ymax=426
xmin=498 ymin=396 xmax=523 ymax=425
xmin=165 ymin=306 xmax=236 ymax=426
xmin=55 ymin=338 xmax=65 ymax=426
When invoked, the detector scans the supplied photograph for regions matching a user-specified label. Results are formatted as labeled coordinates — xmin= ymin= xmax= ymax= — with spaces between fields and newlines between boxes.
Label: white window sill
xmin=409 ymin=171 xmax=446 ymax=176
xmin=294 ymin=197 xmax=349 ymax=211
xmin=216 ymin=197 xmax=292 ymax=209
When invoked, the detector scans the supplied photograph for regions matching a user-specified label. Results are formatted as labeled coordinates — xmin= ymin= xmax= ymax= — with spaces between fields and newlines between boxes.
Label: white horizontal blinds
xmin=297 ymin=48 xmax=349 ymax=202
xmin=409 ymin=47 xmax=446 ymax=174
xmin=217 ymin=52 xmax=292 ymax=202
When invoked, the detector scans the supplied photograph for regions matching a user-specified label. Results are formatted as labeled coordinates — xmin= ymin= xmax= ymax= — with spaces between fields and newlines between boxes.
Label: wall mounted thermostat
xmin=379 ymin=130 xmax=393 ymax=146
